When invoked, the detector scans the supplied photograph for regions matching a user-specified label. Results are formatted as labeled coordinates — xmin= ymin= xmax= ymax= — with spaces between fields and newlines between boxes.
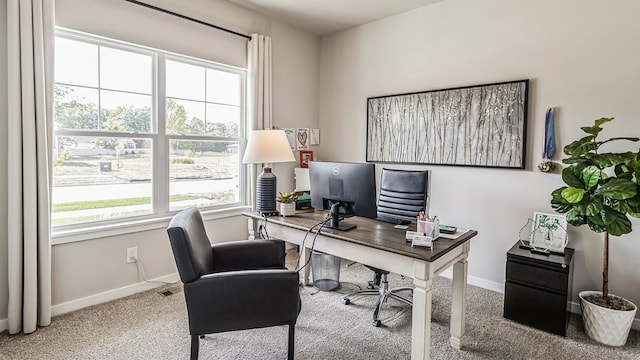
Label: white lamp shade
xmin=243 ymin=129 xmax=296 ymax=164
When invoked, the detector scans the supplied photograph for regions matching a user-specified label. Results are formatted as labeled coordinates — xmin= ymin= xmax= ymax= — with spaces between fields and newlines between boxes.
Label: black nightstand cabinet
xmin=503 ymin=242 xmax=575 ymax=336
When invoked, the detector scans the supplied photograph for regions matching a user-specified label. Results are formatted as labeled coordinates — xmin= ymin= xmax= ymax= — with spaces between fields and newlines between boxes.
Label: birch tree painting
xmin=366 ymin=80 xmax=528 ymax=169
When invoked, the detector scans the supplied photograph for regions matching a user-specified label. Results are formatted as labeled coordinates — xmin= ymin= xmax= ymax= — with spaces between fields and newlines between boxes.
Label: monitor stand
xmin=326 ymin=202 xmax=356 ymax=231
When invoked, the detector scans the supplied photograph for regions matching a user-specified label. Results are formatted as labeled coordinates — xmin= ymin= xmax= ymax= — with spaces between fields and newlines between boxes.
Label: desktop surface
xmin=244 ymin=209 xmax=477 ymax=263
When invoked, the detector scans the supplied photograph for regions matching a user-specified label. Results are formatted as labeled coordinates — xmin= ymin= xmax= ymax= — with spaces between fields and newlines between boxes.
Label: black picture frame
xmin=366 ymin=79 xmax=529 ymax=169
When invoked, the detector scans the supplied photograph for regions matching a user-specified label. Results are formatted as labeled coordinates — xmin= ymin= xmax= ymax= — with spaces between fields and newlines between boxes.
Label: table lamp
xmin=243 ymin=129 xmax=295 ymax=215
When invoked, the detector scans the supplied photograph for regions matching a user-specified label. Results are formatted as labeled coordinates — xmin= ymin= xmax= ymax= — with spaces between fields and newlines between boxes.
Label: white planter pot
xmin=579 ymin=290 xmax=637 ymax=346
xmin=279 ymin=202 xmax=296 ymax=216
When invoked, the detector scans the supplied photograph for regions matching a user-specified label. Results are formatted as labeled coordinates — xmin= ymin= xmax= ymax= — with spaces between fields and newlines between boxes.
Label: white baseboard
xmin=1 ymin=273 xmax=180 ymax=333
xmin=51 ymin=272 xmax=180 ymax=317
xmin=4 ymin=271 xmax=638 ymax=333
xmin=438 ymin=268 xmax=505 ymax=294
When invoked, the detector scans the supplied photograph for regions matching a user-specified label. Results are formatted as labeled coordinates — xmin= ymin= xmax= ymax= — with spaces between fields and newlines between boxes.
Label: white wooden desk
xmin=244 ymin=210 xmax=477 ymax=360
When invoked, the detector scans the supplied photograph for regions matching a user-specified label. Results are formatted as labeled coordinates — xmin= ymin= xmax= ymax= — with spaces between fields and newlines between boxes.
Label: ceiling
xmin=228 ymin=0 xmax=444 ymax=36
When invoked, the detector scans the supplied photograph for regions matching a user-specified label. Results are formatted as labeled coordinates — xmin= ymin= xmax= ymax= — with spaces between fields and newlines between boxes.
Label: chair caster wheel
xmin=343 ymin=298 xmax=351 ymax=305
xmin=372 ymin=320 xmax=381 ymax=327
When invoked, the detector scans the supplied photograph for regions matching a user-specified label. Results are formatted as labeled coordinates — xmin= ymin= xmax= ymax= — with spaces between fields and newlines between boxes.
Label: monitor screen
xmin=309 ymin=161 xmax=377 ymax=230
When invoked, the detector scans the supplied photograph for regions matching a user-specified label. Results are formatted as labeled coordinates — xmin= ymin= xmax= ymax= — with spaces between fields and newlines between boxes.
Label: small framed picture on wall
xmin=299 ymin=150 xmax=314 ymax=168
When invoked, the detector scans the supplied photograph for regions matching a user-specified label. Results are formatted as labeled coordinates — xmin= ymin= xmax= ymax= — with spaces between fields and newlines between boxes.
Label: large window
xmin=53 ymin=31 xmax=246 ymax=229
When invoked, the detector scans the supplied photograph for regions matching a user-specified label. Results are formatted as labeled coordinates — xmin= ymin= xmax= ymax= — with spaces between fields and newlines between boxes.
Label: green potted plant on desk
xmin=551 ymin=117 xmax=638 ymax=346
xmin=277 ymin=191 xmax=298 ymax=217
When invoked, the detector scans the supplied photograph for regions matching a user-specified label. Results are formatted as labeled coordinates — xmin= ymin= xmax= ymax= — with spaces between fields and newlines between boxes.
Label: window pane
xmin=166 ymin=60 xmax=205 ymax=101
xmin=166 ymin=98 xmax=205 ymax=135
xmin=55 ymin=38 xmax=98 ymax=87
xmin=52 ymin=136 xmax=153 ymax=226
xmin=100 ymin=46 xmax=152 ymax=94
xmin=100 ymin=90 xmax=152 ymax=133
xmin=206 ymin=69 xmax=240 ymax=105
xmin=169 ymin=140 xmax=240 ymax=211
xmin=205 ymin=104 xmax=240 ymax=137
xmin=54 ymin=85 xmax=99 ymax=130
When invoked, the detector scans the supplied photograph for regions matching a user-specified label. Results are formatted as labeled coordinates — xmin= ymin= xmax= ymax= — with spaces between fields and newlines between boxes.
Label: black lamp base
xmin=256 ymin=167 xmax=278 ymax=215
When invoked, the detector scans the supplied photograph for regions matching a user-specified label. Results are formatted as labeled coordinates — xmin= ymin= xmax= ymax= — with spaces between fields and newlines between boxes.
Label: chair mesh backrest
xmin=377 ymin=168 xmax=429 ymax=222
xmin=166 ymin=207 xmax=214 ymax=283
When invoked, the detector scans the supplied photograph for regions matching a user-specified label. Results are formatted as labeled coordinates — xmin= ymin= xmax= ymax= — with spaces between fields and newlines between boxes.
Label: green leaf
xmin=582 ymin=166 xmax=602 ymax=189
xmin=566 ymin=209 xmax=586 ymax=226
xmin=584 ymin=210 xmax=606 ymax=232
xmin=587 ymin=217 xmax=607 ymax=233
xmin=563 ymin=139 xmax=598 ymax=157
xmin=551 ymin=187 xmax=572 ymax=213
xmin=602 ymin=207 xmax=632 ymax=236
xmin=585 ymin=196 xmax=604 ymax=216
xmin=551 ymin=203 xmax=573 ymax=213
xmin=562 ymin=187 xmax=586 ymax=203
xmin=609 ymin=200 xmax=630 ymax=214
xmin=588 ymin=152 xmax=634 ymax=168
xmin=577 ymin=202 xmax=591 ymax=216
xmin=594 ymin=117 xmax=615 ymax=127
xmin=581 ymin=126 xmax=602 ymax=136
xmin=551 ymin=187 xmax=568 ymax=202
xmin=562 ymin=157 xmax=592 ymax=165
xmin=599 ymin=137 xmax=640 ymax=146
xmin=561 ymin=167 xmax=585 ymax=188
xmin=594 ymin=178 xmax=637 ymax=200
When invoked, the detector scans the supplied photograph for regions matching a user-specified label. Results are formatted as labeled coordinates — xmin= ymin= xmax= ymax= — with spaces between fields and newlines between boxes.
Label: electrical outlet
xmin=126 ymin=247 xmax=137 ymax=263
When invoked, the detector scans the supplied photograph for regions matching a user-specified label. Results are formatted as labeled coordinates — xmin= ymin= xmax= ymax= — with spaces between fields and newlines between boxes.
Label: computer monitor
xmin=309 ymin=161 xmax=377 ymax=231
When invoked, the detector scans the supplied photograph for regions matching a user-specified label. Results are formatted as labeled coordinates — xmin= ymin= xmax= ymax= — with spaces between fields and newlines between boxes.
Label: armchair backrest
xmin=167 ymin=207 xmax=215 ymax=283
xmin=377 ymin=168 xmax=429 ymax=222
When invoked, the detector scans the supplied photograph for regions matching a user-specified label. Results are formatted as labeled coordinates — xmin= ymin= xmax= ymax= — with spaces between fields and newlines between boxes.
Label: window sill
xmin=51 ymin=205 xmax=252 ymax=245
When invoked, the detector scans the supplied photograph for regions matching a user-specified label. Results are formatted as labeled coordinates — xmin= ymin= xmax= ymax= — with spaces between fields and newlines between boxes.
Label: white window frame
xmin=52 ymin=29 xmax=250 ymax=244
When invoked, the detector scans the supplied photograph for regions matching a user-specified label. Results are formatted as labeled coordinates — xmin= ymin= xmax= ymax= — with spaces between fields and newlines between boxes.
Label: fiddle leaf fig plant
xmin=551 ymin=117 xmax=640 ymax=308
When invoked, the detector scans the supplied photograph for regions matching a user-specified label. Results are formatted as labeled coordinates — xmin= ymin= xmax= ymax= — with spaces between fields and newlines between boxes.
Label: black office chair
xmin=342 ymin=168 xmax=429 ymax=327
xmin=166 ymin=207 xmax=301 ymax=360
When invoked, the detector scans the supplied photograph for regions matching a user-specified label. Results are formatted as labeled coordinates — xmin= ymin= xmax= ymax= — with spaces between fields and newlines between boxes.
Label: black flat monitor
xmin=309 ymin=161 xmax=377 ymax=231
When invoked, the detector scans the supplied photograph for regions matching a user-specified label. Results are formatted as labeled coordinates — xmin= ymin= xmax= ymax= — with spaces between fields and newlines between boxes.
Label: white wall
xmin=319 ymin=0 xmax=640 ymax=315
xmin=0 ymin=0 xmax=319 ymax=324
xmin=0 ymin=0 xmax=9 ymax=323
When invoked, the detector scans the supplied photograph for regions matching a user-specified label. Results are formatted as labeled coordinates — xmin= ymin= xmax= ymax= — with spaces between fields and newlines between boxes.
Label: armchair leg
xmin=287 ymin=324 xmax=295 ymax=360
xmin=191 ymin=335 xmax=200 ymax=360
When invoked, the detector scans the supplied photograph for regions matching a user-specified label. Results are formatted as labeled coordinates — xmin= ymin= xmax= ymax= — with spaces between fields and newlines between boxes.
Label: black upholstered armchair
xmin=167 ymin=207 xmax=301 ymax=360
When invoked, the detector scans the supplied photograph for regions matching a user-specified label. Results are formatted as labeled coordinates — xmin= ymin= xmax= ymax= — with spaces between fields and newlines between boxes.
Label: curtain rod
xmin=124 ymin=0 xmax=252 ymax=40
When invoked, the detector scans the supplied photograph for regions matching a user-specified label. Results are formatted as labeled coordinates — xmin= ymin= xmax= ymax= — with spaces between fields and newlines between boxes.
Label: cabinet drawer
xmin=504 ymin=281 xmax=570 ymax=336
xmin=506 ymin=260 xmax=568 ymax=293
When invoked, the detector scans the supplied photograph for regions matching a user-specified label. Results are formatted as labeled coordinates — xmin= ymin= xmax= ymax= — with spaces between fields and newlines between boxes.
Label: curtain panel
xmin=247 ymin=33 xmax=272 ymax=131
xmin=246 ymin=34 xmax=272 ymax=211
xmin=6 ymin=0 xmax=54 ymax=334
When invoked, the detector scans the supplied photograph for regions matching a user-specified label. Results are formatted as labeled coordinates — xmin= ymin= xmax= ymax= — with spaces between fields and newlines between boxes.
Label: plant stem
xmin=603 ymin=231 xmax=609 ymax=300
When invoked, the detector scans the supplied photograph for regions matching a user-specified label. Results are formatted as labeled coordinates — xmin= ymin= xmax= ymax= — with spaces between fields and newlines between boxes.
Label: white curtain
xmin=246 ymin=34 xmax=273 ymax=214
xmin=247 ymin=33 xmax=272 ymax=131
xmin=6 ymin=0 xmax=54 ymax=334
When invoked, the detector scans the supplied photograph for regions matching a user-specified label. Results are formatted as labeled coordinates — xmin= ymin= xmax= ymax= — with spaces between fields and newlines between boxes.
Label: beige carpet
xmin=1 ymin=252 xmax=638 ymax=359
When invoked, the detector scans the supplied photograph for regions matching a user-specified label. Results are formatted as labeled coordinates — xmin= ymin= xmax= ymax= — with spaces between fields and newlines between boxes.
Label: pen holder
xmin=417 ymin=218 xmax=440 ymax=240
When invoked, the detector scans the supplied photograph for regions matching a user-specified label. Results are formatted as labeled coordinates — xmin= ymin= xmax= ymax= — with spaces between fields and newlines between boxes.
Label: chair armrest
xmin=211 ymin=239 xmax=287 ymax=272
xmin=184 ymin=269 xmax=301 ymax=334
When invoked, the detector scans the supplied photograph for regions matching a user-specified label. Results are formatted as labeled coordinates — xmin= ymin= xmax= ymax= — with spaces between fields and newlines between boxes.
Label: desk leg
xmin=247 ymin=217 xmax=256 ymax=240
xmin=450 ymin=257 xmax=468 ymax=349
xmin=411 ymin=275 xmax=433 ymax=360
xmin=299 ymin=245 xmax=311 ymax=286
